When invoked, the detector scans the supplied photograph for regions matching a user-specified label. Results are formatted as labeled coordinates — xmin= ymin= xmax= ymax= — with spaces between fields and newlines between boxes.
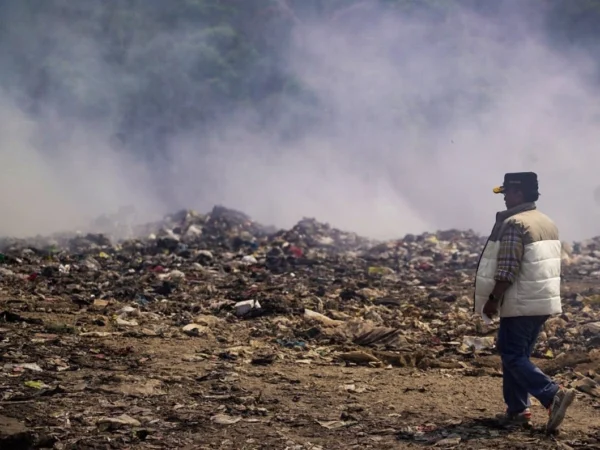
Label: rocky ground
xmin=0 ymin=206 xmax=599 ymax=449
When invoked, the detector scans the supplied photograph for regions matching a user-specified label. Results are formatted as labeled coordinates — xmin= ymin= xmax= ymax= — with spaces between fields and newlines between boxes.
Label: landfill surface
xmin=0 ymin=206 xmax=599 ymax=450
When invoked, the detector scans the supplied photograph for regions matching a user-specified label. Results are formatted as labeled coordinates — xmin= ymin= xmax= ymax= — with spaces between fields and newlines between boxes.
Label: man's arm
xmin=491 ymin=223 xmax=524 ymax=299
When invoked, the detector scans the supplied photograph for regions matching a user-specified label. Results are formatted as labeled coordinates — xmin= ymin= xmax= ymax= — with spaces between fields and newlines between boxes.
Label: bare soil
xmin=1 ymin=296 xmax=599 ymax=450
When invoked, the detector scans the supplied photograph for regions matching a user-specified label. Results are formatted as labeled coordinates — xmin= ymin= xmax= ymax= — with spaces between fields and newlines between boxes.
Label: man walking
xmin=474 ymin=172 xmax=576 ymax=433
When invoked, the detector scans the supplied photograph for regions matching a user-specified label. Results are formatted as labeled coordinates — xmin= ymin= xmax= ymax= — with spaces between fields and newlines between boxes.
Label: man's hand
xmin=483 ymin=299 xmax=499 ymax=317
xmin=485 ymin=281 xmax=511 ymax=318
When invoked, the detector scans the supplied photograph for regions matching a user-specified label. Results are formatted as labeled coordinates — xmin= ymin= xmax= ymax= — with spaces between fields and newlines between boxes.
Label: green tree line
xmin=1 ymin=0 xmax=599 ymax=154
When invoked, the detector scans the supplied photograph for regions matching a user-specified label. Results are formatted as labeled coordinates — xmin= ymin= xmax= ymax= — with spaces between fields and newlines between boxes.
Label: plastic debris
xmin=0 ymin=205 xmax=597 ymax=448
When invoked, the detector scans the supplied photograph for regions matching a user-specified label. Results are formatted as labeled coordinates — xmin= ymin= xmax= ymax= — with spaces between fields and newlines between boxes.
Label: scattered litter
xmin=0 ymin=204 xmax=598 ymax=447
xmin=235 ymin=299 xmax=262 ymax=316
xmin=211 ymin=414 xmax=242 ymax=425
xmin=316 ymin=420 xmax=358 ymax=429
xmin=460 ymin=336 xmax=495 ymax=352
xmin=97 ymin=414 xmax=141 ymax=430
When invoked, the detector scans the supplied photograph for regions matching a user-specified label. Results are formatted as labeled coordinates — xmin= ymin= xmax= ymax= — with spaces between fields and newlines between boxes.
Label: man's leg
xmin=497 ymin=320 xmax=530 ymax=415
xmin=499 ymin=316 xmax=559 ymax=405
xmin=499 ymin=316 xmax=576 ymax=431
xmin=508 ymin=318 xmax=545 ymax=413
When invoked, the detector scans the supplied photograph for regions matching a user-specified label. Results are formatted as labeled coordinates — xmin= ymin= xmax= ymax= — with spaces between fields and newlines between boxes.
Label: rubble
xmin=0 ymin=205 xmax=598 ymax=448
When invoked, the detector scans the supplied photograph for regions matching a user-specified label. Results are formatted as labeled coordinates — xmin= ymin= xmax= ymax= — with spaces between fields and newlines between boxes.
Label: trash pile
xmin=0 ymin=205 xmax=598 ymax=449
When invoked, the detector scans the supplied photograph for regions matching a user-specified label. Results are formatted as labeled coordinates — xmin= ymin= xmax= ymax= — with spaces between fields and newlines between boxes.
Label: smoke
xmin=0 ymin=95 xmax=160 ymax=236
xmin=1 ymin=2 xmax=599 ymax=240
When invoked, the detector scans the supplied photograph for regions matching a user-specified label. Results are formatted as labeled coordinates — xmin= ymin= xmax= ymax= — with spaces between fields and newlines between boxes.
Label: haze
xmin=0 ymin=2 xmax=598 ymax=241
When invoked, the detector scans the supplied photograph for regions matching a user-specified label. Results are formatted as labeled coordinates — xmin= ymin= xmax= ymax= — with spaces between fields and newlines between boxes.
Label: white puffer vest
xmin=474 ymin=206 xmax=562 ymax=318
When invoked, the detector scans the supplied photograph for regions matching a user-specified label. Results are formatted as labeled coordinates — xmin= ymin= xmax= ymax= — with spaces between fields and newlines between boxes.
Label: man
xmin=474 ymin=172 xmax=576 ymax=433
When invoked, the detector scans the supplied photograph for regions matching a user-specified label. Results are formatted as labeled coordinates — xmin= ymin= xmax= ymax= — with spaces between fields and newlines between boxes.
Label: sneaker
xmin=495 ymin=408 xmax=532 ymax=427
xmin=546 ymin=388 xmax=576 ymax=433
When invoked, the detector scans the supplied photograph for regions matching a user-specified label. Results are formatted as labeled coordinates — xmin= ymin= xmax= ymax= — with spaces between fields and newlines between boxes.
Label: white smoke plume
xmin=0 ymin=2 xmax=598 ymax=241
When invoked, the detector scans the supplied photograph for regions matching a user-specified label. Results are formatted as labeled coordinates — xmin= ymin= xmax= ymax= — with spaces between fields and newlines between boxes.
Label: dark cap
xmin=493 ymin=172 xmax=539 ymax=194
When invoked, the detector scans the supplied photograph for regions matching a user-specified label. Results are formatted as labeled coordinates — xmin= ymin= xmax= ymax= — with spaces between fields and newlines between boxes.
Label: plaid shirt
xmin=495 ymin=224 xmax=524 ymax=283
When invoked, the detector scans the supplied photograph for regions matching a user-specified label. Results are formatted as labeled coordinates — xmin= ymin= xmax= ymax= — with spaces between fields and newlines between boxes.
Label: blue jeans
xmin=497 ymin=316 xmax=559 ymax=414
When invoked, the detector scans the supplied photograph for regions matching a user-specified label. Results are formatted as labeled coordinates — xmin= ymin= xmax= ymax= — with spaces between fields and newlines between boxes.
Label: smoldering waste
xmin=0 ymin=205 xmax=599 ymax=449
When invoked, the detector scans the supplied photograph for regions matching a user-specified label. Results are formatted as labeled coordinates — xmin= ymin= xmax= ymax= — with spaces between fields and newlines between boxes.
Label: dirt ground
xmin=0 ymin=295 xmax=599 ymax=450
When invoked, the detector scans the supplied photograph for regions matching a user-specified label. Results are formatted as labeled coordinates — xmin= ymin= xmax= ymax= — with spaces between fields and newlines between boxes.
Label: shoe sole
xmin=546 ymin=390 xmax=576 ymax=432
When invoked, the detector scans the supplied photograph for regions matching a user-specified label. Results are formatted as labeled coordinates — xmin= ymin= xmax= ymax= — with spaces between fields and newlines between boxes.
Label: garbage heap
xmin=0 ymin=206 xmax=598 ymax=407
